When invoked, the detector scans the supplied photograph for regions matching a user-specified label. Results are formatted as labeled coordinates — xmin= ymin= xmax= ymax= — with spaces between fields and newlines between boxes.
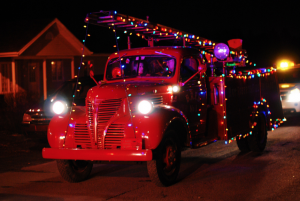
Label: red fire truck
xmin=42 ymin=11 xmax=284 ymax=186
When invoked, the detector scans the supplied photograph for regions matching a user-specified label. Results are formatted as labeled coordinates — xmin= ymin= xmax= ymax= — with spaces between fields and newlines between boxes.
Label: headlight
xmin=288 ymin=88 xmax=300 ymax=102
xmin=138 ymin=100 xmax=153 ymax=114
xmin=52 ymin=101 xmax=66 ymax=114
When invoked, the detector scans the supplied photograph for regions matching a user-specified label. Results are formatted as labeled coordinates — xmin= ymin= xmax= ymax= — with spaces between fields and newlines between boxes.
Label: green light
xmin=198 ymin=114 xmax=200 ymax=116
xmin=267 ymin=69 xmax=271 ymax=72
xmin=128 ymin=94 xmax=131 ymax=96
xmin=222 ymin=74 xmax=225 ymax=77
xmin=250 ymin=131 xmax=252 ymax=135
xmin=226 ymin=63 xmax=237 ymax=67
xmin=254 ymin=63 xmax=256 ymax=66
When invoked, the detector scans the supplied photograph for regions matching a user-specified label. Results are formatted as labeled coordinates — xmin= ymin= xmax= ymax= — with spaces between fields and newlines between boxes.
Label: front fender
xmin=48 ymin=106 xmax=86 ymax=148
xmin=132 ymin=105 xmax=189 ymax=150
xmin=47 ymin=112 xmax=70 ymax=148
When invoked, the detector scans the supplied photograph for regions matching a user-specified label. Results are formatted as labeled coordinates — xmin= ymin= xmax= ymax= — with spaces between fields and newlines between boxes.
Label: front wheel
xmin=147 ymin=130 xmax=181 ymax=186
xmin=57 ymin=160 xmax=93 ymax=182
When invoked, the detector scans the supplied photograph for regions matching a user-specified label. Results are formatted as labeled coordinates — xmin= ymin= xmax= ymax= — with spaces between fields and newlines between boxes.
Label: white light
xmin=138 ymin=100 xmax=153 ymax=114
xmin=288 ymin=88 xmax=300 ymax=102
xmin=53 ymin=101 xmax=65 ymax=114
xmin=172 ymin=86 xmax=179 ymax=92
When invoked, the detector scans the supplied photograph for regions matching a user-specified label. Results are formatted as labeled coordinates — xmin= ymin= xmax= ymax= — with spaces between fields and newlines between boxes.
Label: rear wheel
xmin=57 ymin=160 xmax=93 ymax=182
xmin=147 ymin=130 xmax=181 ymax=187
xmin=236 ymin=136 xmax=251 ymax=152
xmin=248 ymin=114 xmax=267 ymax=152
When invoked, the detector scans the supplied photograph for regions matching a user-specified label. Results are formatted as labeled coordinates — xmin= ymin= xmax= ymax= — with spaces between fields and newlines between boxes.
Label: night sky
xmin=2 ymin=0 xmax=300 ymax=67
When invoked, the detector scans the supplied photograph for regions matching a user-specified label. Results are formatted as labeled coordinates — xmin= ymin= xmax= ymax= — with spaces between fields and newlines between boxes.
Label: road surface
xmin=0 ymin=113 xmax=299 ymax=200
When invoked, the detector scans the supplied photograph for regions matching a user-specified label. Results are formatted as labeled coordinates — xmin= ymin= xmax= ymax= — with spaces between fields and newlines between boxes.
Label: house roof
xmin=0 ymin=18 xmax=92 ymax=57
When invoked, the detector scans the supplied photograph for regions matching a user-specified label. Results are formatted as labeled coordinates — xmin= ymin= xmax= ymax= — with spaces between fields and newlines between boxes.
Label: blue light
xmin=117 ymin=36 xmax=120 ymax=39
xmin=114 ymin=11 xmax=117 ymax=14
xmin=174 ymin=33 xmax=177 ymax=36
xmin=200 ymin=92 xmax=204 ymax=95
xmin=233 ymin=70 xmax=236 ymax=73
xmin=69 ymin=124 xmax=74 ymax=128
xmin=251 ymin=75 xmax=254 ymax=78
xmin=144 ymin=23 xmax=147 ymax=26
xmin=225 ymin=141 xmax=228 ymax=144
xmin=258 ymin=101 xmax=260 ymax=104
xmin=128 ymin=124 xmax=132 ymax=127
xmin=122 ymin=65 xmax=125 ymax=68
xmin=268 ymin=111 xmax=270 ymax=114
xmin=254 ymin=102 xmax=256 ymax=104
xmin=78 ymin=67 xmax=80 ymax=69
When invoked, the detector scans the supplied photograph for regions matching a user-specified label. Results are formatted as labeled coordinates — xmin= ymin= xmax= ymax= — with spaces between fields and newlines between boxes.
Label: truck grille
xmin=97 ymin=98 xmax=122 ymax=148
xmin=87 ymin=101 xmax=95 ymax=142
xmin=151 ymin=96 xmax=163 ymax=105
xmin=74 ymin=123 xmax=92 ymax=149
xmin=104 ymin=124 xmax=125 ymax=149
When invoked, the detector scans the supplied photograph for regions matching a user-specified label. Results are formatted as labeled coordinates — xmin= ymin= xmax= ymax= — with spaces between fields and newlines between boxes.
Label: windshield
xmin=277 ymin=68 xmax=300 ymax=83
xmin=106 ymin=55 xmax=176 ymax=80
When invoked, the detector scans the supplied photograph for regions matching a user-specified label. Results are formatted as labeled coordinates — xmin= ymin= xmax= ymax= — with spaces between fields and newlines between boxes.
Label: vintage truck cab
xmin=43 ymin=11 xmax=284 ymax=186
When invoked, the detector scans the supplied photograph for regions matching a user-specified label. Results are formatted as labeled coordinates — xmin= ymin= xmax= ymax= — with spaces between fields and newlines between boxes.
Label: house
xmin=0 ymin=18 xmax=109 ymax=101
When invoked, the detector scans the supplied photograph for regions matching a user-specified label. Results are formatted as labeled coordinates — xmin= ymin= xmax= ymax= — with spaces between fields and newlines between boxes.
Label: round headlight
xmin=138 ymin=100 xmax=153 ymax=114
xmin=53 ymin=101 xmax=66 ymax=114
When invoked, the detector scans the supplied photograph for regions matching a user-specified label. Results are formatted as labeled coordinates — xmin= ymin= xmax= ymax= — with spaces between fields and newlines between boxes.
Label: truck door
xmin=175 ymin=56 xmax=207 ymax=140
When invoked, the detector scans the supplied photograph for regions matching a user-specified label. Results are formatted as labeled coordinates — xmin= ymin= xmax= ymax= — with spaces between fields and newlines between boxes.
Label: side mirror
xmin=89 ymin=70 xmax=99 ymax=86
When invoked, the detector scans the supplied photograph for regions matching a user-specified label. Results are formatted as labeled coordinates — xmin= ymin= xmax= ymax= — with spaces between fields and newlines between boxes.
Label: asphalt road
xmin=0 ymin=113 xmax=300 ymax=201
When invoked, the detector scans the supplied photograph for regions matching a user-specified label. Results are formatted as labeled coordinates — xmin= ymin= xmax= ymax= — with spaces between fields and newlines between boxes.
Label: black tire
xmin=147 ymin=130 xmax=181 ymax=187
xmin=247 ymin=114 xmax=268 ymax=152
xmin=56 ymin=160 xmax=93 ymax=183
xmin=236 ymin=136 xmax=251 ymax=152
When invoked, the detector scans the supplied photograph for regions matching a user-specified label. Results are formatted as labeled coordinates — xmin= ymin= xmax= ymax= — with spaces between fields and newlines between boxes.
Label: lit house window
xmin=51 ymin=61 xmax=63 ymax=81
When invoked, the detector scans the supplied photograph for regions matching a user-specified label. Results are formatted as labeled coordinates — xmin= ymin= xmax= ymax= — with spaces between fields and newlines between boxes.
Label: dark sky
xmin=2 ymin=0 xmax=300 ymax=67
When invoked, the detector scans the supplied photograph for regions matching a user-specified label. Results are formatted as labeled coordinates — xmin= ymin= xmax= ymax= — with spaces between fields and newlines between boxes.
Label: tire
xmin=247 ymin=114 xmax=267 ymax=152
xmin=236 ymin=136 xmax=251 ymax=152
xmin=56 ymin=160 xmax=93 ymax=183
xmin=147 ymin=130 xmax=181 ymax=187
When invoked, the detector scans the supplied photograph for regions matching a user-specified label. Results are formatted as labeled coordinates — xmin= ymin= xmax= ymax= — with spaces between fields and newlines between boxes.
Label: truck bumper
xmin=42 ymin=148 xmax=153 ymax=161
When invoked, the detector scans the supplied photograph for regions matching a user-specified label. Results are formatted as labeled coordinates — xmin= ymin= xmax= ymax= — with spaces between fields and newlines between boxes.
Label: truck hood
xmin=86 ymin=81 xmax=170 ymax=101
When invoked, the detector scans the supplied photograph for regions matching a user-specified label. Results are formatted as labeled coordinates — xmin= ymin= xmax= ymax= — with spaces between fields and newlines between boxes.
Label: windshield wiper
xmin=109 ymin=53 xmax=127 ymax=65
xmin=154 ymin=51 xmax=173 ymax=57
